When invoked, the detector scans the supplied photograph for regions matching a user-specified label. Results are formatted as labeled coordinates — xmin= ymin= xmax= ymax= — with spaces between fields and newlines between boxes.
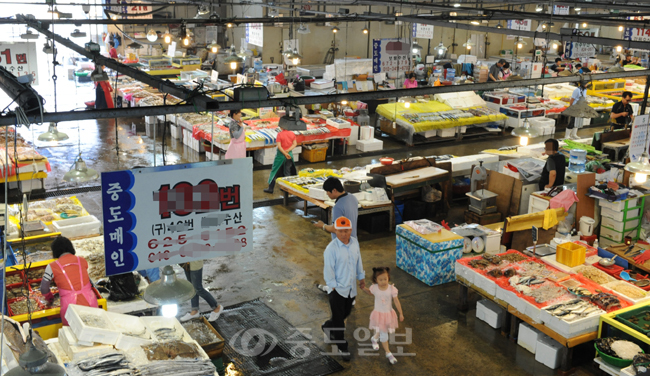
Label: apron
xmin=225 ymin=129 xmax=247 ymax=159
xmin=54 ymin=257 xmax=98 ymax=325
xmin=268 ymin=150 xmax=295 ymax=184
xmin=94 ymin=81 xmax=114 ymax=109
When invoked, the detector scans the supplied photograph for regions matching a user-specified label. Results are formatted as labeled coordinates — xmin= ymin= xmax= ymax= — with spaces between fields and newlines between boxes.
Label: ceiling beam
xmin=2 ymin=69 xmax=648 ymax=126
xmin=16 ymin=15 xmax=220 ymax=112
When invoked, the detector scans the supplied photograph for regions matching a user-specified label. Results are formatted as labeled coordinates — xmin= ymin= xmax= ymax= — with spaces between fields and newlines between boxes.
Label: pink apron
xmin=224 ymin=129 xmax=247 ymax=159
xmin=54 ymin=257 xmax=98 ymax=325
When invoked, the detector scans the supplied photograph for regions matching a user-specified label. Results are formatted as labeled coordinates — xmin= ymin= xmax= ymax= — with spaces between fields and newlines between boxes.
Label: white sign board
xmin=0 ymin=42 xmax=38 ymax=85
xmin=412 ymin=24 xmax=434 ymax=39
xmin=507 ymin=19 xmax=532 ymax=31
xmin=167 ymin=41 xmax=177 ymax=57
xmin=246 ymin=23 xmax=264 ymax=47
xmin=553 ymin=5 xmax=570 ymax=15
xmin=565 ymin=28 xmax=599 ymax=59
xmin=624 ymin=16 xmax=650 ymax=43
xmin=372 ymin=39 xmax=411 ymax=79
xmin=101 ymin=160 xmax=253 ymax=276
xmin=210 ymin=70 xmax=219 ymax=83
xmin=125 ymin=3 xmax=153 ymax=19
xmin=630 ymin=115 xmax=650 ymax=162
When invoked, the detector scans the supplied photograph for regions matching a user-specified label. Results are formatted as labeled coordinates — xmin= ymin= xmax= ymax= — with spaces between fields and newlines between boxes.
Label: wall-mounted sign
xmin=507 ymin=19 xmax=532 ymax=31
xmin=412 ymin=24 xmax=434 ymax=39
xmin=372 ymin=39 xmax=411 ymax=78
xmin=246 ymin=23 xmax=263 ymax=47
xmin=0 ymin=42 xmax=38 ymax=85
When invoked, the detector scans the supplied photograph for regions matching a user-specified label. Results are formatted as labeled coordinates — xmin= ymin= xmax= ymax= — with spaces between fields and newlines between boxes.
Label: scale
xmin=466 ymin=161 xmax=498 ymax=215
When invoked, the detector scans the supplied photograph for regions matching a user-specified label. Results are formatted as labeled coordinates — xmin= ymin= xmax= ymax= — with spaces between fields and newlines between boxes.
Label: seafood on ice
xmin=590 ymin=292 xmax=621 ymax=311
xmin=596 ymin=337 xmax=643 ymax=360
xmin=543 ymin=299 xmax=604 ymax=322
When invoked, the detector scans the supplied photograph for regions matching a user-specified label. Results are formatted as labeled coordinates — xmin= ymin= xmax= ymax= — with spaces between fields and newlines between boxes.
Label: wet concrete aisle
xmin=23 ymin=117 xmax=602 ymax=375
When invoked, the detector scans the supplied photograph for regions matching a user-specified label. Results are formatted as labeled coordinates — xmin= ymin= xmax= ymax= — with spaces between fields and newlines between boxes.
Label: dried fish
xmin=568 ymin=287 xmax=593 ymax=297
xmin=154 ymin=327 xmax=182 ymax=341
xmin=482 ymin=254 xmax=502 ymax=265
xmin=500 ymin=253 xmax=528 ymax=263
xmin=487 ymin=269 xmax=503 ymax=278
xmin=574 ymin=266 xmax=612 ymax=285
xmin=142 ymin=341 xmax=202 ymax=361
xmin=608 ymin=282 xmax=647 ymax=299
xmin=503 ymin=268 xmax=517 ymax=278
xmin=529 ymin=284 xmax=566 ymax=303
xmin=591 ymin=292 xmax=621 ymax=311
xmin=469 ymin=259 xmax=490 ymax=270
xmin=518 ymin=261 xmax=552 ymax=277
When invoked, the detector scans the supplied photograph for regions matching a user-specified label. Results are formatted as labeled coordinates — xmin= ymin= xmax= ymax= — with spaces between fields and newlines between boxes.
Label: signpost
xmin=101 ymin=159 xmax=253 ymax=276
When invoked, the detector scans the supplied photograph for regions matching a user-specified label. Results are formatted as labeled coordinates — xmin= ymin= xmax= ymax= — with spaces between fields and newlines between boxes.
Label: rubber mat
xmin=211 ymin=299 xmax=344 ymax=376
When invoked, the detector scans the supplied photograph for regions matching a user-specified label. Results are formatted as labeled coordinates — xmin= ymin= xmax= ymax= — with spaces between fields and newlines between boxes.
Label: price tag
xmin=532 ymin=226 xmax=538 ymax=243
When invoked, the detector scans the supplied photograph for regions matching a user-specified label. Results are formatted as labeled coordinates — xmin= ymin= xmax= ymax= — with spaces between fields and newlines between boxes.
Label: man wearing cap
xmin=488 ymin=59 xmax=506 ymax=82
xmin=322 ymin=216 xmax=365 ymax=361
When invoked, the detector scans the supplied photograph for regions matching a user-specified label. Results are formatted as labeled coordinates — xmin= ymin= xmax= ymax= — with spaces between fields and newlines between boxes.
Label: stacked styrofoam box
xmin=58 ymin=326 xmax=113 ymax=361
xmin=437 ymin=128 xmax=456 ymax=138
xmin=529 ymin=117 xmax=556 ymax=136
xmin=170 ymin=124 xmax=181 ymax=139
xmin=326 ymin=117 xmax=351 ymax=129
xmin=105 ymin=311 xmax=154 ymax=351
xmin=356 ymin=138 xmax=383 ymax=152
xmin=540 ymin=303 xmax=602 ymax=338
xmin=182 ymin=128 xmax=201 ymax=152
xmin=66 ymin=304 xmax=121 ymax=346
xmin=476 ymin=299 xmax=505 ymax=329
xmin=517 ymin=323 xmax=541 ymax=354
xmin=535 ymin=335 xmax=566 ymax=369
xmin=359 ymin=125 xmax=373 ymax=141
xmin=454 ymin=261 xmax=474 ymax=284
xmin=473 ymin=273 xmax=497 ymax=296
xmin=349 ymin=125 xmax=360 ymax=145
xmin=52 ymin=215 xmax=101 ymax=238
xmin=424 ymin=130 xmax=437 ymax=138
xmin=205 ymin=152 xmax=220 ymax=161
xmin=308 ymin=184 xmax=329 ymax=201
xmin=254 ymin=148 xmax=276 ymax=165
xmin=145 ymin=116 xmax=156 ymax=125
xmin=140 ymin=316 xmax=193 ymax=342
xmin=495 ymin=284 xmax=518 ymax=307
xmin=293 ymin=146 xmax=302 ymax=162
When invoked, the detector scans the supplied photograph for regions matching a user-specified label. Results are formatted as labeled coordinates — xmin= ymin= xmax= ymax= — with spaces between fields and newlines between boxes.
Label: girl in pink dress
xmin=224 ymin=109 xmax=247 ymax=159
xmin=362 ymin=267 xmax=404 ymax=364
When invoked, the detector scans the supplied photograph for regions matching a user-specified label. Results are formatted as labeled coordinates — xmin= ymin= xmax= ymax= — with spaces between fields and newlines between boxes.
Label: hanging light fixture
xmin=144 ymin=265 xmax=196 ymax=317
xmin=38 ymin=123 xmax=68 ymax=142
xmin=511 ymin=119 xmax=540 ymax=146
xmin=496 ymin=22 xmax=503 ymax=29
xmin=332 ymin=26 xmax=340 ymax=33
xmin=470 ymin=20 xmax=480 ymax=25
xmin=453 ymin=2 xmax=461 ymax=7
xmin=575 ymin=6 xmax=582 ymax=11
xmin=63 ymin=154 xmax=99 ymax=182
xmin=412 ymin=40 xmax=423 ymax=54
xmin=463 ymin=38 xmax=475 ymax=50
xmin=297 ymin=23 xmax=311 ymax=34
xmin=5 ymin=341 xmax=66 ymax=376
xmin=208 ymin=40 xmax=220 ymax=53
xmin=616 ymin=45 xmax=623 ymax=52
xmin=535 ymin=4 xmax=544 ymax=12
xmin=226 ymin=22 xmax=233 ymax=28
xmin=70 ymin=29 xmax=86 ymax=38
xmin=582 ymin=22 xmax=588 ymax=28
xmin=625 ymin=153 xmax=650 ymax=183
xmin=436 ymin=42 xmax=448 ymax=58
xmin=541 ymin=22 xmax=547 ymax=29
xmin=20 ymin=29 xmax=38 ymax=40
xmin=516 ymin=37 xmax=528 ymax=49
xmin=146 ymin=29 xmax=158 ymax=42
xmin=288 ymin=48 xmax=302 ymax=65
xmin=162 ymin=30 xmax=172 ymax=44
xmin=127 ymin=41 xmax=143 ymax=49
xmin=42 ymin=41 xmax=56 ymax=55
xmin=362 ymin=26 xmax=369 ymax=35
xmin=90 ymin=65 xmax=108 ymax=82
xmin=619 ymin=25 xmax=624 ymax=31
xmin=224 ymin=45 xmax=244 ymax=70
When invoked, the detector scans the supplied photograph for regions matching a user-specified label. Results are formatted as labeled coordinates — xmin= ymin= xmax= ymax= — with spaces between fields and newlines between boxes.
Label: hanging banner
xmin=630 ymin=115 xmax=650 ymax=162
xmin=507 ymin=19 xmax=532 ymax=31
xmin=101 ymin=159 xmax=253 ymax=276
xmin=246 ymin=23 xmax=263 ymax=47
xmin=564 ymin=28 xmax=599 ymax=59
xmin=624 ymin=16 xmax=650 ymax=43
xmin=372 ymin=39 xmax=411 ymax=78
xmin=553 ymin=6 xmax=570 ymax=15
xmin=0 ymin=42 xmax=38 ymax=85
xmin=412 ymin=24 xmax=434 ymax=39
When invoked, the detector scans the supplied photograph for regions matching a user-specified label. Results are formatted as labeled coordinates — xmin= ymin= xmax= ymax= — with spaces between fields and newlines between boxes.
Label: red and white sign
xmin=0 ymin=42 xmax=38 ymax=85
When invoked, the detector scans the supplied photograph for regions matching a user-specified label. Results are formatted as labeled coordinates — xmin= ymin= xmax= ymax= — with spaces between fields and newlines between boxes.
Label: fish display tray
xmin=66 ymin=304 xmax=120 ymax=345
xmin=141 ymin=316 xmax=193 ymax=343
xmin=603 ymin=281 xmax=650 ymax=305
xmin=615 ymin=306 xmax=650 ymax=335
xmin=540 ymin=300 xmax=602 ymax=339
xmin=105 ymin=311 xmax=154 ymax=350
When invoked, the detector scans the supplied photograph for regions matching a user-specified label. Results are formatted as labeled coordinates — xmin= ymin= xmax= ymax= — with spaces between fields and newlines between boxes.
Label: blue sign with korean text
xmin=101 ymin=159 xmax=253 ymax=276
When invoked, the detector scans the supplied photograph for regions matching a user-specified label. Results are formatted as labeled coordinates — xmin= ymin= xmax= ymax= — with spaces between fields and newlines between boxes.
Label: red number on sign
xmin=240 ymin=238 xmax=247 ymax=246
xmin=178 ymin=234 xmax=187 ymax=245
xmin=0 ymin=49 xmax=11 ymax=65
xmin=163 ymin=236 xmax=172 ymax=247
xmin=148 ymin=239 xmax=158 ymax=249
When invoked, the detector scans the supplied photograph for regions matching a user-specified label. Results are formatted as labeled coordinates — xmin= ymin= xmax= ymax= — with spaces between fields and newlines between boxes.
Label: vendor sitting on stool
xmin=539 ymin=139 xmax=566 ymax=190
xmin=264 ymin=122 xmax=297 ymax=194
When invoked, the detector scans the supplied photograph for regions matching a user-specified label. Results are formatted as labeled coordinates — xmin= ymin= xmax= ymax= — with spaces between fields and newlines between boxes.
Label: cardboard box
xmin=380 ymin=118 xmax=398 ymax=136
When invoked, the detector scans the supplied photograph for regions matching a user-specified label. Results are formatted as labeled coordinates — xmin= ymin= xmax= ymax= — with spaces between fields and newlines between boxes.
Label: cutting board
xmin=385 ymin=167 xmax=448 ymax=187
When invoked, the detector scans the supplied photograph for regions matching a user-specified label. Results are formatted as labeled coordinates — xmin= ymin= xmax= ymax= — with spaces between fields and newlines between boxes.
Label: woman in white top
xmin=566 ymin=81 xmax=590 ymax=140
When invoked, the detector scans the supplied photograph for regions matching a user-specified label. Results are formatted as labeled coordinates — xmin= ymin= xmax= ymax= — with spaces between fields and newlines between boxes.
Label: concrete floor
xmin=19 ymin=110 xmax=606 ymax=375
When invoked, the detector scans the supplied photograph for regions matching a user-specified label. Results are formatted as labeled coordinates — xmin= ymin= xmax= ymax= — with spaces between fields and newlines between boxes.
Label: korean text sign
xmin=246 ymin=23 xmax=264 ymax=47
xmin=372 ymin=39 xmax=411 ymax=79
xmin=0 ymin=42 xmax=38 ymax=85
xmin=101 ymin=159 xmax=253 ymax=276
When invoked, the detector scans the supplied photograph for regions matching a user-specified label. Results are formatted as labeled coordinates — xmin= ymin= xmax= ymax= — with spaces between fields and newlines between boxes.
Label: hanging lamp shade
xmin=436 ymin=42 xmax=448 ymax=56
xmin=144 ymin=265 xmax=196 ymax=306
xmin=127 ymin=41 xmax=142 ymax=49
xmin=626 ymin=153 xmax=650 ymax=183
xmin=463 ymin=39 xmax=475 ymax=48
xmin=562 ymin=97 xmax=599 ymax=118
xmin=38 ymin=123 xmax=68 ymax=142
xmin=412 ymin=42 xmax=423 ymax=53
xmin=225 ymin=46 xmax=244 ymax=64
xmin=90 ymin=66 xmax=108 ymax=82
xmin=5 ymin=343 xmax=65 ymax=376
xmin=20 ymin=30 xmax=39 ymax=40
xmin=511 ymin=120 xmax=540 ymax=139
xmin=63 ymin=155 xmax=99 ymax=183
xmin=207 ymin=40 xmax=220 ymax=53
xmin=331 ymin=26 xmax=340 ymax=33
xmin=146 ymin=29 xmax=158 ymax=42
xmin=70 ymin=29 xmax=86 ymax=38
xmin=162 ymin=30 xmax=172 ymax=44
xmin=297 ymin=23 xmax=310 ymax=34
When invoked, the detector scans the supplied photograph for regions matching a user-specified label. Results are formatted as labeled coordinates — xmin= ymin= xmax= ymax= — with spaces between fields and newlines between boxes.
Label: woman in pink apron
xmin=224 ymin=109 xmax=247 ymax=159
xmin=40 ymin=236 xmax=98 ymax=325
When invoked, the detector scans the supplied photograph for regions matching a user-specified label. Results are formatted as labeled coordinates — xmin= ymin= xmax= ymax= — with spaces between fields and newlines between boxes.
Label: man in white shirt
xmin=566 ymin=81 xmax=591 ymax=140
xmin=322 ymin=216 xmax=365 ymax=361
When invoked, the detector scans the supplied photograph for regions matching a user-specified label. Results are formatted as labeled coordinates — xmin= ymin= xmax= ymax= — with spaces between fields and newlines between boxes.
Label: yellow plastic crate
xmin=556 ymin=242 xmax=586 ymax=267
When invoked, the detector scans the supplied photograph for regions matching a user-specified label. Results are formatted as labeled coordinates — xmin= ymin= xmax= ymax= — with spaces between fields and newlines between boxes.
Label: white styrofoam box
xmin=602 ymin=216 xmax=639 ymax=232
xmin=535 ymin=335 xmax=566 ymax=369
xmin=599 ymin=197 xmax=639 ymax=211
xmin=256 ymin=147 xmax=277 ymax=158
xmin=506 ymin=116 xmax=545 ymax=129
xmin=540 ymin=304 xmax=602 ymax=339
xmin=52 ymin=215 xmax=101 ymax=239
xmin=311 ymin=80 xmax=334 ymax=90
xmin=601 ymin=206 xmax=640 ymax=222
xmin=496 ymin=284 xmax=518 ymax=307
xmin=473 ymin=273 xmax=497 ymax=296
xmin=600 ymin=226 xmax=638 ymax=243
xmin=293 ymin=146 xmax=302 ymax=154
xmin=424 ymin=130 xmax=437 ymax=138
xmin=529 ymin=117 xmax=556 ymax=128
xmin=141 ymin=316 xmax=192 ymax=343
xmin=603 ymin=281 xmax=650 ymax=304
xmin=293 ymin=152 xmax=300 ymax=162
xmin=360 ymin=125 xmax=373 ymax=141
xmin=476 ymin=299 xmax=505 ymax=329
xmin=540 ymin=254 xmax=578 ymax=273
xmin=16 ymin=161 xmax=48 ymax=174
xmin=541 ymin=126 xmax=556 ymax=136
xmin=437 ymin=128 xmax=456 ymax=138
xmin=58 ymin=326 xmax=92 ymax=355
xmin=65 ymin=341 xmax=114 ymax=362
xmin=66 ymin=304 xmax=120 ymax=346
xmin=205 ymin=152 xmax=220 ymax=161
xmin=308 ymin=184 xmax=329 ymax=201
xmin=457 ymin=54 xmax=478 ymax=64
xmin=326 ymin=117 xmax=351 ymax=129
xmin=485 ymin=233 xmax=502 ymax=254
xmin=518 ymin=323 xmax=540 ymax=354
xmin=170 ymin=124 xmax=181 ymax=139
xmin=145 ymin=116 xmax=156 ymax=125
xmin=349 ymin=125 xmax=359 ymax=145
xmin=105 ymin=311 xmax=154 ymax=350
xmin=621 ymin=365 xmax=637 ymax=376
xmin=356 ymin=138 xmax=383 ymax=152
xmin=599 ymin=236 xmax=620 ymax=248
xmin=19 ymin=179 xmax=44 ymax=193
xmin=455 ymin=262 xmax=476 ymax=285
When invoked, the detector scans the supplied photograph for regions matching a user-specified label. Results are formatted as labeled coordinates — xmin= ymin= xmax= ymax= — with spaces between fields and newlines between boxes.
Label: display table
xmin=278 ymin=183 xmax=395 ymax=231
xmin=385 ymin=166 xmax=451 ymax=198
xmin=602 ymin=139 xmax=630 ymax=162
xmin=456 ymin=275 xmax=597 ymax=371
xmin=396 ymin=225 xmax=463 ymax=286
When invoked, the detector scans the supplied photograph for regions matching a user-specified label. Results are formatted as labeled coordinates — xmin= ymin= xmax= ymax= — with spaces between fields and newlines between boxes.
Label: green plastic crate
xmin=615 ymin=305 xmax=650 ymax=335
